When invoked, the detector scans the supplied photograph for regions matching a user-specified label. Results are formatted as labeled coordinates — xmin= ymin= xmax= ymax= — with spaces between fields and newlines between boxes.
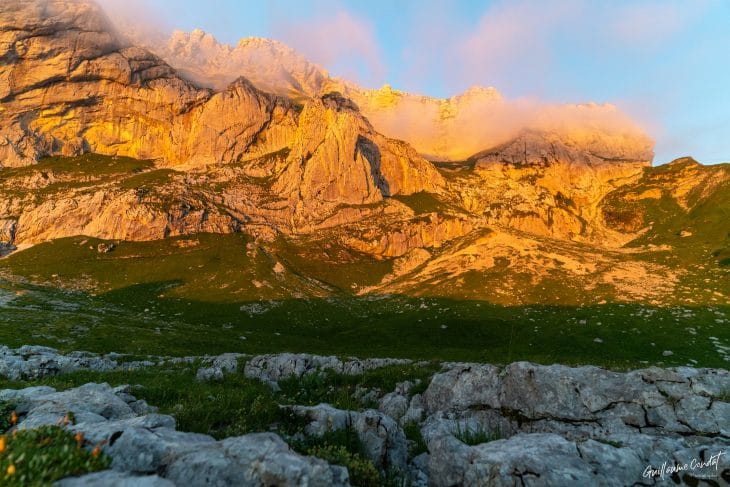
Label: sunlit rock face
xmin=0 ymin=1 xmax=439 ymax=191
xmin=132 ymin=27 xmax=654 ymax=164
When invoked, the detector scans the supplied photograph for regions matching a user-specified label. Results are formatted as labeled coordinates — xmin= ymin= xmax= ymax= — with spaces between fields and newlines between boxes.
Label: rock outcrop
xmin=419 ymin=361 xmax=730 ymax=486
xmin=2 ymin=382 xmax=349 ymax=486
xmin=243 ymin=352 xmax=411 ymax=385
xmin=0 ymin=345 xmax=117 ymax=380
xmin=289 ymin=404 xmax=409 ymax=472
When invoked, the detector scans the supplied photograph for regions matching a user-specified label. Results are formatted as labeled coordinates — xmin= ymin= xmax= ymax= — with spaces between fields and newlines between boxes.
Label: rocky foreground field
xmin=0 ymin=345 xmax=727 ymax=486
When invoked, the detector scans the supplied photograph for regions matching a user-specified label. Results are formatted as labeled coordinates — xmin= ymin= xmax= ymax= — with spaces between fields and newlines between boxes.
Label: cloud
xmin=608 ymin=1 xmax=708 ymax=46
xmin=429 ymin=0 xmax=710 ymax=97
xmin=364 ymin=91 xmax=651 ymax=161
xmin=272 ymin=8 xmax=386 ymax=87
xmin=95 ymin=0 xmax=172 ymax=44
xmin=454 ymin=0 xmax=580 ymax=95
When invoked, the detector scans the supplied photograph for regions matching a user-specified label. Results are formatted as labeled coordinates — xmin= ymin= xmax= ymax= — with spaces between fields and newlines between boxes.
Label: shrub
xmin=0 ymin=425 xmax=110 ymax=486
xmin=0 ymin=402 xmax=16 ymax=432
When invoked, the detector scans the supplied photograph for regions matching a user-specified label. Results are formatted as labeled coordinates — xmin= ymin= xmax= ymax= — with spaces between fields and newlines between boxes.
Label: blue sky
xmin=102 ymin=0 xmax=730 ymax=164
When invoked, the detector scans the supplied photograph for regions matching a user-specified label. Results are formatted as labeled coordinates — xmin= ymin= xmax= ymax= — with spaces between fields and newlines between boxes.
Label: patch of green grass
xmin=0 ymin=154 xmax=155 ymax=199
xmin=453 ymin=422 xmax=501 ymax=446
xmin=403 ymin=420 xmax=427 ymax=456
xmin=1 ymin=154 xmax=152 ymax=180
xmin=391 ymin=192 xmax=450 ymax=214
xmin=276 ymin=363 xmax=439 ymax=411
xmin=305 ymin=443 xmax=380 ymax=487
xmin=0 ymin=426 xmax=110 ymax=486
xmin=117 ymin=169 xmax=177 ymax=191
xmin=274 ymin=235 xmax=393 ymax=290
xmin=594 ymin=438 xmax=624 ymax=448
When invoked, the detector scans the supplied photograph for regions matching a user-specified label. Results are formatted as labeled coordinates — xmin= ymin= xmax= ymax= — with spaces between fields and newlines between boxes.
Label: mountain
xmin=0 ymin=0 xmax=728 ymax=314
xmin=141 ymin=30 xmax=327 ymax=101
xmin=129 ymin=28 xmax=653 ymax=163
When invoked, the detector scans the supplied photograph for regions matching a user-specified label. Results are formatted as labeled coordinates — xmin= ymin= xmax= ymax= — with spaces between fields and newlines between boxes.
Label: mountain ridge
xmin=0 ymin=0 xmax=727 ymax=310
xmin=123 ymin=24 xmax=653 ymax=163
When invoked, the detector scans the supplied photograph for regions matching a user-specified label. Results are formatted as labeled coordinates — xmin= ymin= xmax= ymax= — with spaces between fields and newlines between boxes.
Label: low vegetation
xmin=0 ymin=362 xmax=435 ymax=487
xmin=453 ymin=423 xmax=501 ymax=446
xmin=0 ymin=425 xmax=110 ymax=486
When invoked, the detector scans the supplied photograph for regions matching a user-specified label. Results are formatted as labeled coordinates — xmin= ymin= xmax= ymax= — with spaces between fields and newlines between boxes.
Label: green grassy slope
xmin=0 ymin=234 xmax=727 ymax=368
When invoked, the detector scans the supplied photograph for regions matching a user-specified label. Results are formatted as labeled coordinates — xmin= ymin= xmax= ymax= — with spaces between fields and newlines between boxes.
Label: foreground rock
xmin=1 ymin=350 xmax=728 ymax=485
xmin=289 ymin=404 xmax=408 ymax=472
xmin=243 ymin=352 xmax=411 ymax=385
xmin=419 ymin=362 xmax=730 ymax=486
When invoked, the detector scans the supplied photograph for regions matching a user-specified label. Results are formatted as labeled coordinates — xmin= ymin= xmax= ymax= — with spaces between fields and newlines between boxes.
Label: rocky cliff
xmin=131 ymin=27 xmax=654 ymax=164
xmin=0 ymin=0 xmax=440 ymax=205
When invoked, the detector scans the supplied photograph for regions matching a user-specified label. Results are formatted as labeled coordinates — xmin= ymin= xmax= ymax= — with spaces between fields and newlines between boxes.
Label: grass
xmin=305 ymin=443 xmax=380 ymax=487
xmin=0 ymin=271 xmax=727 ymax=368
xmin=453 ymin=422 xmax=501 ymax=446
xmin=403 ymin=420 xmax=427 ymax=456
xmin=276 ymin=363 xmax=441 ymax=411
xmin=0 ymin=363 xmax=435 ymax=486
xmin=0 ymin=154 xmax=154 ymax=199
xmin=391 ymin=192 xmax=451 ymax=215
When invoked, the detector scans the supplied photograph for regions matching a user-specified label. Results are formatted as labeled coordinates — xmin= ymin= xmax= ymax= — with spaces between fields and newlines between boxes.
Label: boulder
xmin=56 ymin=471 xmax=174 ymax=487
xmin=165 ymin=432 xmax=350 ymax=487
xmin=290 ymin=404 xmax=408 ymax=472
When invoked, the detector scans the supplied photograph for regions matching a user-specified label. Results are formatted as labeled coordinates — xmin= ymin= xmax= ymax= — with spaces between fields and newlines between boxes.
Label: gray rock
xmin=196 ymin=366 xmax=224 ymax=382
xmin=428 ymin=433 xmax=597 ymax=486
xmin=212 ymin=353 xmax=241 ymax=373
xmin=378 ymin=391 xmax=409 ymax=423
xmin=0 ymin=346 xmax=116 ymax=381
xmin=290 ymin=404 xmax=408 ymax=471
xmin=422 ymin=364 xmax=500 ymax=413
xmin=69 ymin=414 xmax=177 ymax=445
xmin=55 ymin=471 xmax=174 ymax=487
xmin=165 ymin=432 xmax=349 ymax=487
xmin=196 ymin=353 xmax=243 ymax=382
xmin=18 ymin=383 xmax=135 ymax=429
xmin=244 ymin=353 xmax=410 ymax=384
xmin=108 ymin=426 xmax=215 ymax=473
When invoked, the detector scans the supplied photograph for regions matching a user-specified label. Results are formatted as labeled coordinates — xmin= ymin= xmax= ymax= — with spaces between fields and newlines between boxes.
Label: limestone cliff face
xmin=134 ymin=28 xmax=655 ymax=165
xmin=273 ymin=92 xmax=444 ymax=221
xmin=0 ymin=0 xmax=441 ymax=221
xmin=439 ymin=131 xmax=652 ymax=245
xmin=0 ymin=0 xmax=209 ymax=166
